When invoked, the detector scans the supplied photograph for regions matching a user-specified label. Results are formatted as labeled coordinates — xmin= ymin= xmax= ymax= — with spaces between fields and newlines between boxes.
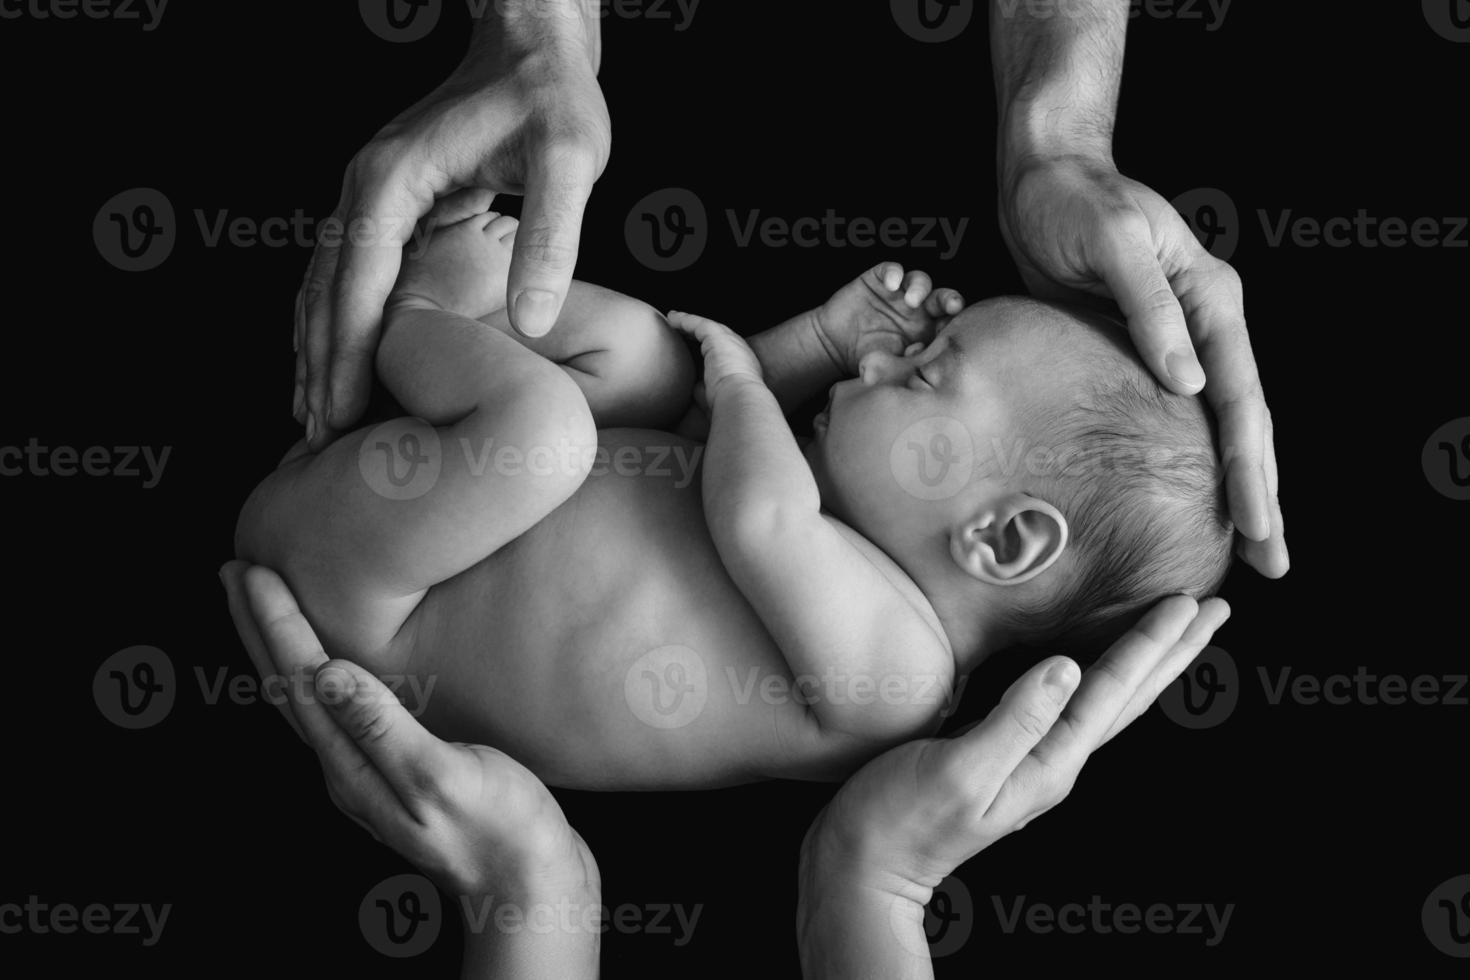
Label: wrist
xmin=998 ymin=95 xmax=1114 ymax=191
xmin=454 ymin=840 xmax=601 ymax=918
xmin=799 ymin=811 xmax=936 ymax=913
xmin=808 ymin=306 xmax=856 ymax=377
xmin=706 ymin=371 xmax=766 ymax=410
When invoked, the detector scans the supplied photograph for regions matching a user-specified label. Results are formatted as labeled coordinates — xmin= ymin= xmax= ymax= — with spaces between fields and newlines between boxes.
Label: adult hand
xmin=998 ymin=153 xmax=1286 ymax=577
xmin=797 ymin=594 xmax=1229 ymax=979
xmin=297 ymin=1 xmax=610 ymax=450
xmin=220 ymin=561 xmax=597 ymax=906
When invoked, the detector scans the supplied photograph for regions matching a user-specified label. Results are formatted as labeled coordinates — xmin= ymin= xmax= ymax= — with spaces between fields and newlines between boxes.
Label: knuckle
xmin=347 ymin=139 xmax=408 ymax=190
xmin=347 ymin=702 xmax=395 ymax=746
xmin=516 ymin=233 xmax=580 ymax=274
xmin=1012 ymin=701 xmax=1055 ymax=741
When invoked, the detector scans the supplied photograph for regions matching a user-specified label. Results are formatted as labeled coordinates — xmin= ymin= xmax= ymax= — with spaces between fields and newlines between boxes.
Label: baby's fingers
xmin=871 ymin=261 xmax=905 ymax=293
xmin=924 ymin=287 xmax=965 ymax=319
xmin=900 ymin=269 xmax=932 ymax=308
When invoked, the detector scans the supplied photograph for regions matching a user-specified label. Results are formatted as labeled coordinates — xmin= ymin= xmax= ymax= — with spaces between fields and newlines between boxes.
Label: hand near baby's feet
xmin=390 ymin=205 xmax=521 ymax=321
xmin=814 ymin=261 xmax=965 ymax=376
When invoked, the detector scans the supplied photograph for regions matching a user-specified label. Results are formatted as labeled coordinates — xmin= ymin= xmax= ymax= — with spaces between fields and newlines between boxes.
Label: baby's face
xmin=806 ymin=298 xmax=1085 ymax=557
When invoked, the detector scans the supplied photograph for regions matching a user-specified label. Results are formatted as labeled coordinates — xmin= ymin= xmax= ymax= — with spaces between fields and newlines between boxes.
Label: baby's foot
xmin=392 ymin=210 xmax=520 ymax=320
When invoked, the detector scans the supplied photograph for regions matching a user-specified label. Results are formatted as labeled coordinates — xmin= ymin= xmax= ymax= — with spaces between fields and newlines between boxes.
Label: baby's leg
xmin=396 ymin=206 xmax=695 ymax=427
xmin=235 ymin=218 xmax=597 ymax=658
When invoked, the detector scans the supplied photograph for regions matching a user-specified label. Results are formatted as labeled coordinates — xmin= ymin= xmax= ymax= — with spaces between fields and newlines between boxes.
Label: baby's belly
xmin=402 ymin=430 xmax=849 ymax=789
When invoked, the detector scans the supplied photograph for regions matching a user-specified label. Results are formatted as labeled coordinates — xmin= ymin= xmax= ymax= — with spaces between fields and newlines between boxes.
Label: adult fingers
xmin=1099 ymin=597 xmax=1231 ymax=746
xmin=506 ymin=134 xmax=603 ymax=338
xmin=221 ymin=561 xmax=304 ymax=743
xmin=1024 ymin=595 xmax=1202 ymax=776
xmin=938 ymin=655 xmax=1082 ymax=807
xmin=314 ymin=659 xmax=459 ymax=816
xmin=1094 ymin=215 xmax=1205 ymax=395
xmin=1176 ymin=259 xmax=1279 ymax=554
xmin=238 ymin=566 xmax=419 ymax=844
xmin=323 ymin=167 xmax=431 ymax=434
xmin=1235 ymin=408 xmax=1287 ymax=574
xmin=300 ymin=231 xmax=340 ymax=446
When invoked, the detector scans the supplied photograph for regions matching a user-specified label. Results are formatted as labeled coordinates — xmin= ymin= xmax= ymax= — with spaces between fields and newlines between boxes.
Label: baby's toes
xmin=487 ymin=213 xmax=519 ymax=243
xmin=923 ymin=287 xmax=965 ymax=319
xmin=900 ymin=269 xmax=932 ymax=309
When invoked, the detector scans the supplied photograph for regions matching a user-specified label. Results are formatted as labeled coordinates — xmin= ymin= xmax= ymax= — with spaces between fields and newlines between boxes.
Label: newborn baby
xmin=236 ymin=209 xmax=1232 ymax=789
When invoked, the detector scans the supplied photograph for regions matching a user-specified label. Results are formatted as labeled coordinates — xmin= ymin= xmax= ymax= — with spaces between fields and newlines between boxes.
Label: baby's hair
xmin=1003 ymin=320 xmax=1234 ymax=662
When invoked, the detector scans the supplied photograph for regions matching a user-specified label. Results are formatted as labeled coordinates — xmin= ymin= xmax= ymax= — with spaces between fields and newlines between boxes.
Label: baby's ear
xmin=949 ymin=493 xmax=1067 ymax=586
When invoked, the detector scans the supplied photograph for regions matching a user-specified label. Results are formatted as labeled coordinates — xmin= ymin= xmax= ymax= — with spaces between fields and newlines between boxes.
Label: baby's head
xmin=806 ymin=296 xmax=1233 ymax=661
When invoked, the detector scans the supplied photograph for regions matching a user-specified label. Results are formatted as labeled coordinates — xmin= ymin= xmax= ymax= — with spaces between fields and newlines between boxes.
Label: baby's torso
xmin=393 ymin=429 xmax=865 ymax=789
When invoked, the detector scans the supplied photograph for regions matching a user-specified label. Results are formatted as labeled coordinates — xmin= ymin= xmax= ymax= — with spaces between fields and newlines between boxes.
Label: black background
xmin=2 ymin=1 xmax=1467 ymax=974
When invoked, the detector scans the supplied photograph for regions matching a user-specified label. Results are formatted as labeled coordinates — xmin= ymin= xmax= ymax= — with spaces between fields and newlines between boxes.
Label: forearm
xmin=464 ymin=0 xmax=600 ymax=73
xmin=703 ymin=378 xmax=821 ymax=524
xmin=990 ymin=0 xmax=1127 ymax=174
xmin=459 ymin=879 xmax=603 ymax=980
xmin=746 ymin=309 xmax=847 ymax=414
xmin=797 ymin=836 xmax=934 ymax=980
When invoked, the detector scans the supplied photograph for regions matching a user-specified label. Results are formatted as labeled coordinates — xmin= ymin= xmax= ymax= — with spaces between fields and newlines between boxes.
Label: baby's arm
xmin=477 ymin=281 xmax=694 ymax=429
xmin=667 ymin=312 xmax=954 ymax=745
xmin=675 ymin=263 xmax=963 ymax=438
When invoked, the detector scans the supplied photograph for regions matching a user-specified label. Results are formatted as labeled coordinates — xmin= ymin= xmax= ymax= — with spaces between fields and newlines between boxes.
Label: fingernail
xmin=323 ymin=392 xmax=334 ymax=429
xmin=1044 ymin=659 xmax=1079 ymax=696
xmin=306 ymin=412 xmax=318 ymax=444
xmin=514 ymin=289 xmax=558 ymax=336
xmin=292 ymin=382 xmax=304 ymax=419
xmin=1165 ymin=348 xmax=1206 ymax=389
xmin=316 ymin=666 xmax=353 ymax=705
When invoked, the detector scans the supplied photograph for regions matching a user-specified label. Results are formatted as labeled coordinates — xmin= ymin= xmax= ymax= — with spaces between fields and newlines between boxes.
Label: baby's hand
xmin=815 ymin=262 xmax=965 ymax=375
xmin=667 ymin=311 xmax=764 ymax=409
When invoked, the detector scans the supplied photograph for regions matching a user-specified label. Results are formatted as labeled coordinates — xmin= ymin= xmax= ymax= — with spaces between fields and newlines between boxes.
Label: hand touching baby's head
xmin=805 ymin=296 xmax=1233 ymax=661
